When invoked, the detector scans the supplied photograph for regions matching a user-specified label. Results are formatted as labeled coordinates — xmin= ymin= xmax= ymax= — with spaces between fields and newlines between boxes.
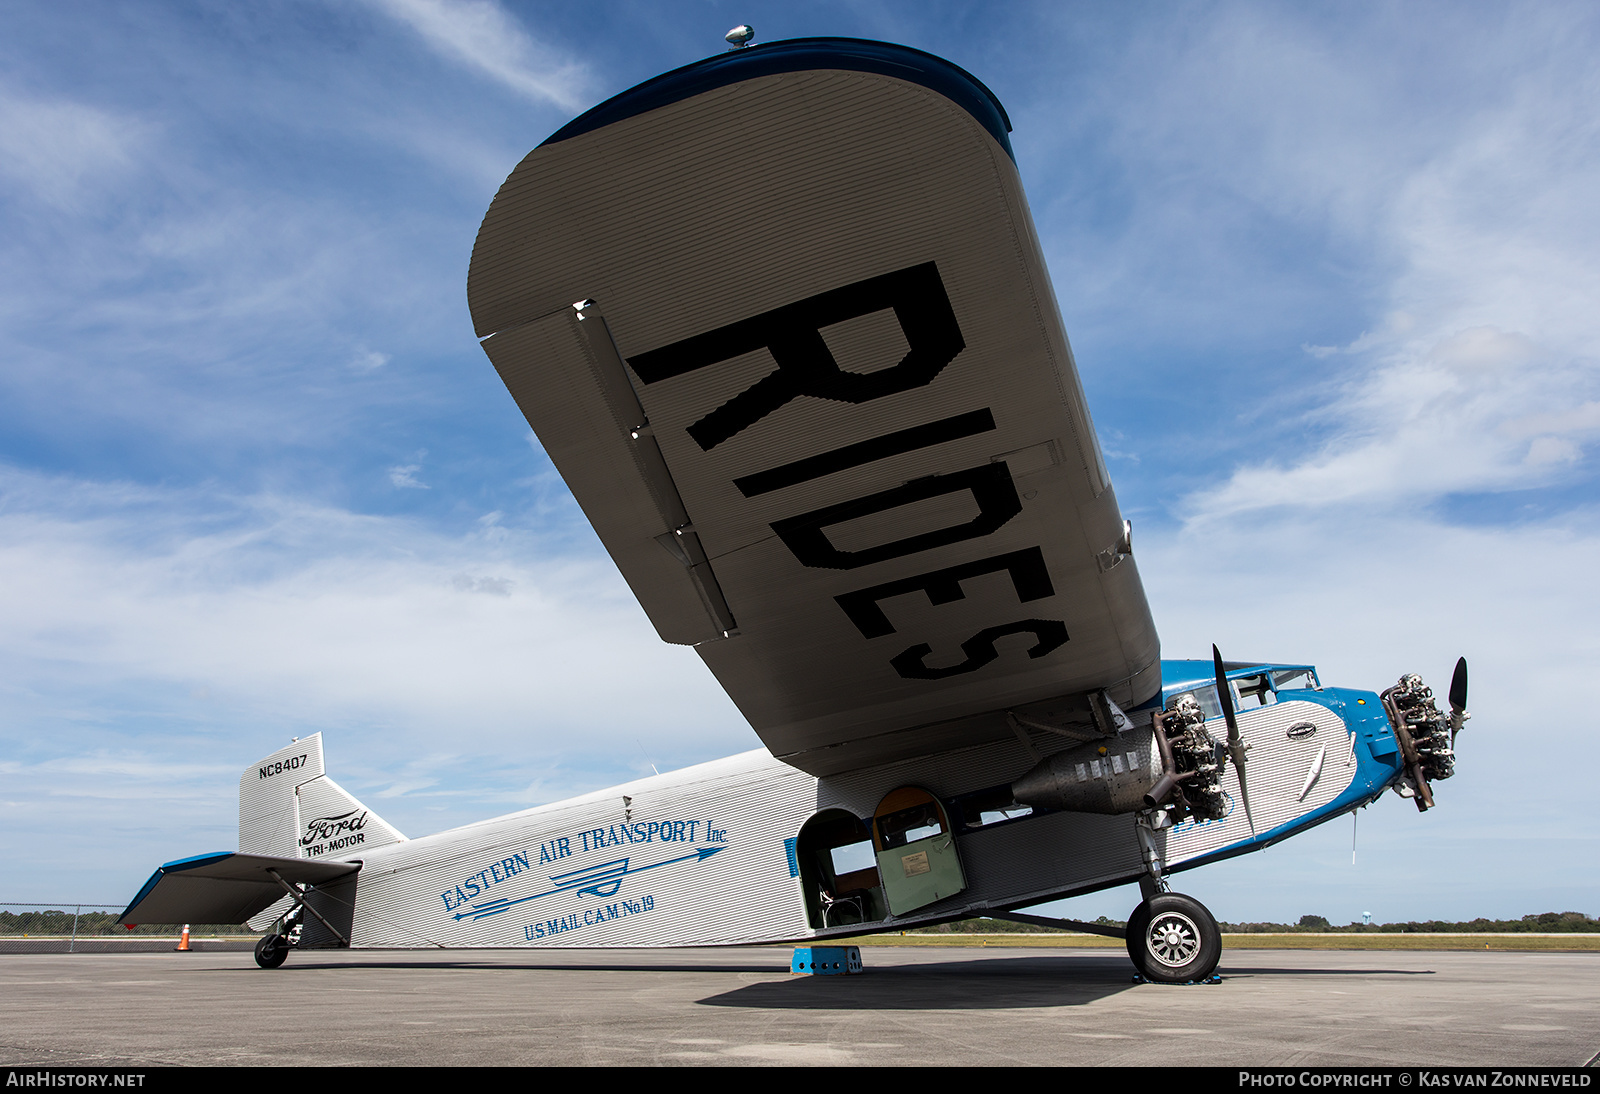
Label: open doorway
xmin=795 ymin=809 xmax=885 ymax=929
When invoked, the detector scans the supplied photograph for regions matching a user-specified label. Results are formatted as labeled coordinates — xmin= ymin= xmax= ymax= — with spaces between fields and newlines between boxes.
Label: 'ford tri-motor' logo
xmin=1286 ymin=722 xmax=1318 ymax=741
xmin=301 ymin=809 xmax=368 ymax=852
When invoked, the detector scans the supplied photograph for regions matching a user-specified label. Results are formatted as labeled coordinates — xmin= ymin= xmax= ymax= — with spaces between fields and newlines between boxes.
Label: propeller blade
xmin=1213 ymin=644 xmax=1256 ymax=835
xmin=1211 ymin=645 xmax=1238 ymax=738
xmin=1448 ymin=656 xmax=1469 ymax=741
xmin=1449 ymin=657 xmax=1468 ymax=710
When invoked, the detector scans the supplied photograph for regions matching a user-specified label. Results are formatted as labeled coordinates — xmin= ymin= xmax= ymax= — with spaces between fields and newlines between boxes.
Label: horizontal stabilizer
xmin=118 ymin=852 xmax=359 ymax=926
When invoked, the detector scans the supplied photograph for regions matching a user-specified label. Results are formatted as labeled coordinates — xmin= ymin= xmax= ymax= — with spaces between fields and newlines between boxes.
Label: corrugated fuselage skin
xmin=336 ymin=690 xmax=1402 ymax=949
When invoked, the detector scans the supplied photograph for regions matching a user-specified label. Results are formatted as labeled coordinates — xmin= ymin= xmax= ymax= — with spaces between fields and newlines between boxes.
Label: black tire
xmin=1134 ymin=893 xmax=1221 ymax=983
xmin=254 ymin=933 xmax=289 ymax=969
xmin=1125 ymin=901 xmax=1152 ymax=972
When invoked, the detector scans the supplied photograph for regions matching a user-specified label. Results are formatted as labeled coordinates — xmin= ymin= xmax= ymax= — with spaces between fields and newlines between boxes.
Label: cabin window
xmin=830 ymin=840 xmax=876 ymax=876
xmin=877 ymin=802 xmax=945 ymax=850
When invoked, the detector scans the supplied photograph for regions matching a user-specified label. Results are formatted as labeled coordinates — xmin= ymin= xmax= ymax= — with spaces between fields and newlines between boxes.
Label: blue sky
xmin=2 ymin=1 xmax=1597 ymax=925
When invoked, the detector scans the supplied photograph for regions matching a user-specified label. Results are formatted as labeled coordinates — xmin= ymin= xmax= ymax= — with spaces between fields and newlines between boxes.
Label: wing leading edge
xmin=469 ymin=38 xmax=1160 ymax=775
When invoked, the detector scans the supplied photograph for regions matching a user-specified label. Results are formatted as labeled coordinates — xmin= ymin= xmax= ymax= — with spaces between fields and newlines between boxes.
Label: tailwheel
xmin=253 ymin=933 xmax=289 ymax=969
xmin=1127 ymin=893 xmax=1221 ymax=983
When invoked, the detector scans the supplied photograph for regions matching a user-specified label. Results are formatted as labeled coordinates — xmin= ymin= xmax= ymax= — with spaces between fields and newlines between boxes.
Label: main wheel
xmin=254 ymin=933 xmax=289 ymax=969
xmin=1125 ymin=901 xmax=1152 ymax=971
xmin=1134 ymin=893 xmax=1221 ymax=983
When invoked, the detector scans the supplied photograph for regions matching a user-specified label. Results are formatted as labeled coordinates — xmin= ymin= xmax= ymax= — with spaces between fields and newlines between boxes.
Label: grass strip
xmin=839 ymin=932 xmax=1600 ymax=951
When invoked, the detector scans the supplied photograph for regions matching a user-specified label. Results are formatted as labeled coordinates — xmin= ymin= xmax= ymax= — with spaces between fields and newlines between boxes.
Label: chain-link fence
xmin=1 ymin=903 xmax=247 ymax=951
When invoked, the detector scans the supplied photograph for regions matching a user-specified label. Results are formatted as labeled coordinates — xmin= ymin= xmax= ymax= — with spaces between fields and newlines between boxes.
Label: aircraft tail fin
xmin=239 ymin=734 xmax=406 ymax=861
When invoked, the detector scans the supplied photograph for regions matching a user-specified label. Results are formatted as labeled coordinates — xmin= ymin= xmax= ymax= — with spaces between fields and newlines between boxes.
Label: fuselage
xmin=326 ymin=660 xmax=1404 ymax=949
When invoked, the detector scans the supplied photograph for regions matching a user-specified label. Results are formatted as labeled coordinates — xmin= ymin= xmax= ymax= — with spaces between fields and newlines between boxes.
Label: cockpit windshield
xmin=1273 ymin=668 xmax=1319 ymax=691
xmin=1166 ymin=665 xmax=1320 ymax=718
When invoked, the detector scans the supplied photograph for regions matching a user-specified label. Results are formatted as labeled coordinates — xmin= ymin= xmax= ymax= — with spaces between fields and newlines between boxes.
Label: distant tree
xmin=1298 ymin=914 xmax=1331 ymax=929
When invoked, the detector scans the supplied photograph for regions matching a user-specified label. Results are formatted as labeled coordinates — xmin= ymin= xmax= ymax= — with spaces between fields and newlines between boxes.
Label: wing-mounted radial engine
xmin=1004 ymin=693 xmax=1230 ymax=822
xmin=1381 ymin=658 xmax=1467 ymax=812
xmin=1005 ymin=692 xmax=1228 ymax=822
xmin=1007 ymin=649 xmax=1253 ymax=829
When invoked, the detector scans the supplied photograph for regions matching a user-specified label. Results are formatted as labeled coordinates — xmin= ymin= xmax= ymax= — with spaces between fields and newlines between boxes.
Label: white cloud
xmin=1524 ymin=436 xmax=1581 ymax=467
xmin=0 ymin=467 xmax=746 ymax=762
xmin=1502 ymin=401 xmax=1600 ymax=442
xmin=452 ymin=573 xmax=512 ymax=596
xmin=367 ymin=0 xmax=589 ymax=112
xmin=388 ymin=464 xmax=429 ymax=489
xmin=351 ymin=348 xmax=390 ymax=372
xmin=1180 ymin=38 xmax=1600 ymax=524
xmin=1038 ymin=9 xmax=1600 ymax=919
xmin=0 ymin=90 xmax=147 ymax=210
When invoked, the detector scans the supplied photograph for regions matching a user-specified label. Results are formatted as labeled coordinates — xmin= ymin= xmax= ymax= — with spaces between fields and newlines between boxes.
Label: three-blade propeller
xmin=1212 ymin=644 xmax=1256 ymax=835
xmin=1448 ymin=656 xmax=1470 ymax=741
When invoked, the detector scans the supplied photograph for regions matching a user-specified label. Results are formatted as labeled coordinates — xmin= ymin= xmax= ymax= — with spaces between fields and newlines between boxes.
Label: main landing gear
xmin=1128 ymin=812 xmax=1223 ymax=984
xmin=1126 ymin=892 xmax=1221 ymax=983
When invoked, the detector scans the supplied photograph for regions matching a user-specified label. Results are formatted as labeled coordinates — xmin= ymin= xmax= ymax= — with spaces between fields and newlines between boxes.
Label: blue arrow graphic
xmin=455 ymin=846 xmax=726 ymax=921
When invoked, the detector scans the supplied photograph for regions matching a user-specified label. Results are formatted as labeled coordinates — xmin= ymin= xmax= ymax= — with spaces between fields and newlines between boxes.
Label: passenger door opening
xmin=795 ymin=809 xmax=885 ymax=929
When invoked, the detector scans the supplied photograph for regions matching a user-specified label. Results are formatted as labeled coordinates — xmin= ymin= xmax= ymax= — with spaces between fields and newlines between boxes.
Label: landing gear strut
xmin=1127 ymin=811 xmax=1223 ymax=983
xmin=252 ymin=868 xmax=345 ymax=969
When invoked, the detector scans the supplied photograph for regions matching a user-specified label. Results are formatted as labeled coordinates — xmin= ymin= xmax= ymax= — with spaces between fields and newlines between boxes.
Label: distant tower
xmin=1362 ymin=911 xmax=1372 ymax=926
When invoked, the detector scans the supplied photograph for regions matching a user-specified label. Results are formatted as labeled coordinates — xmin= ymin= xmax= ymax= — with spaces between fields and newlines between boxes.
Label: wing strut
xmin=986 ymin=909 xmax=1126 ymax=939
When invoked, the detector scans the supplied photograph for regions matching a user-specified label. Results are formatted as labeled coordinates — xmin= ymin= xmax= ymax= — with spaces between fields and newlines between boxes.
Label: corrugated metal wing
xmin=469 ymin=51 xmax=1160 ymax=775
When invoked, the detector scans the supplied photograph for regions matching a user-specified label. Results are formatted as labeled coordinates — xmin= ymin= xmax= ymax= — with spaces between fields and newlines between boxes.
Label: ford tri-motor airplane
xmin=120 ymin=36 xmax=1469 ymax=983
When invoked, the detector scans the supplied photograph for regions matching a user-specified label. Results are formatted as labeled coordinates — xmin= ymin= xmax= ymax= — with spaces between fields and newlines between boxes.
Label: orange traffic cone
xmin=176 ymin=924 xmax=191 ymax=952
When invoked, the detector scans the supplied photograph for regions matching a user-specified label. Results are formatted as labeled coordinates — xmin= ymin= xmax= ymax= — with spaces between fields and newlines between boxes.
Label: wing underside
xmin=118 ymin=852 xmax=359 ymax=926
xmin=469 ymin=42 xmax=1160 ymax=774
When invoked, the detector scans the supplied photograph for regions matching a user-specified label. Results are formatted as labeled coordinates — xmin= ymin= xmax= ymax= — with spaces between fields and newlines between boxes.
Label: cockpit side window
xmin=1234 ymin=674 xmax=1275 ymax=706
xmin=1273 ymin=669 xmax=1319 ymax=691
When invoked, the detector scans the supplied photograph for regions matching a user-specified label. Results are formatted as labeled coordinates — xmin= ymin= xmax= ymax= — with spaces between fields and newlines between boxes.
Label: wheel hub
xmin=1145 ymin=911 xmax=1201 ymax=968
